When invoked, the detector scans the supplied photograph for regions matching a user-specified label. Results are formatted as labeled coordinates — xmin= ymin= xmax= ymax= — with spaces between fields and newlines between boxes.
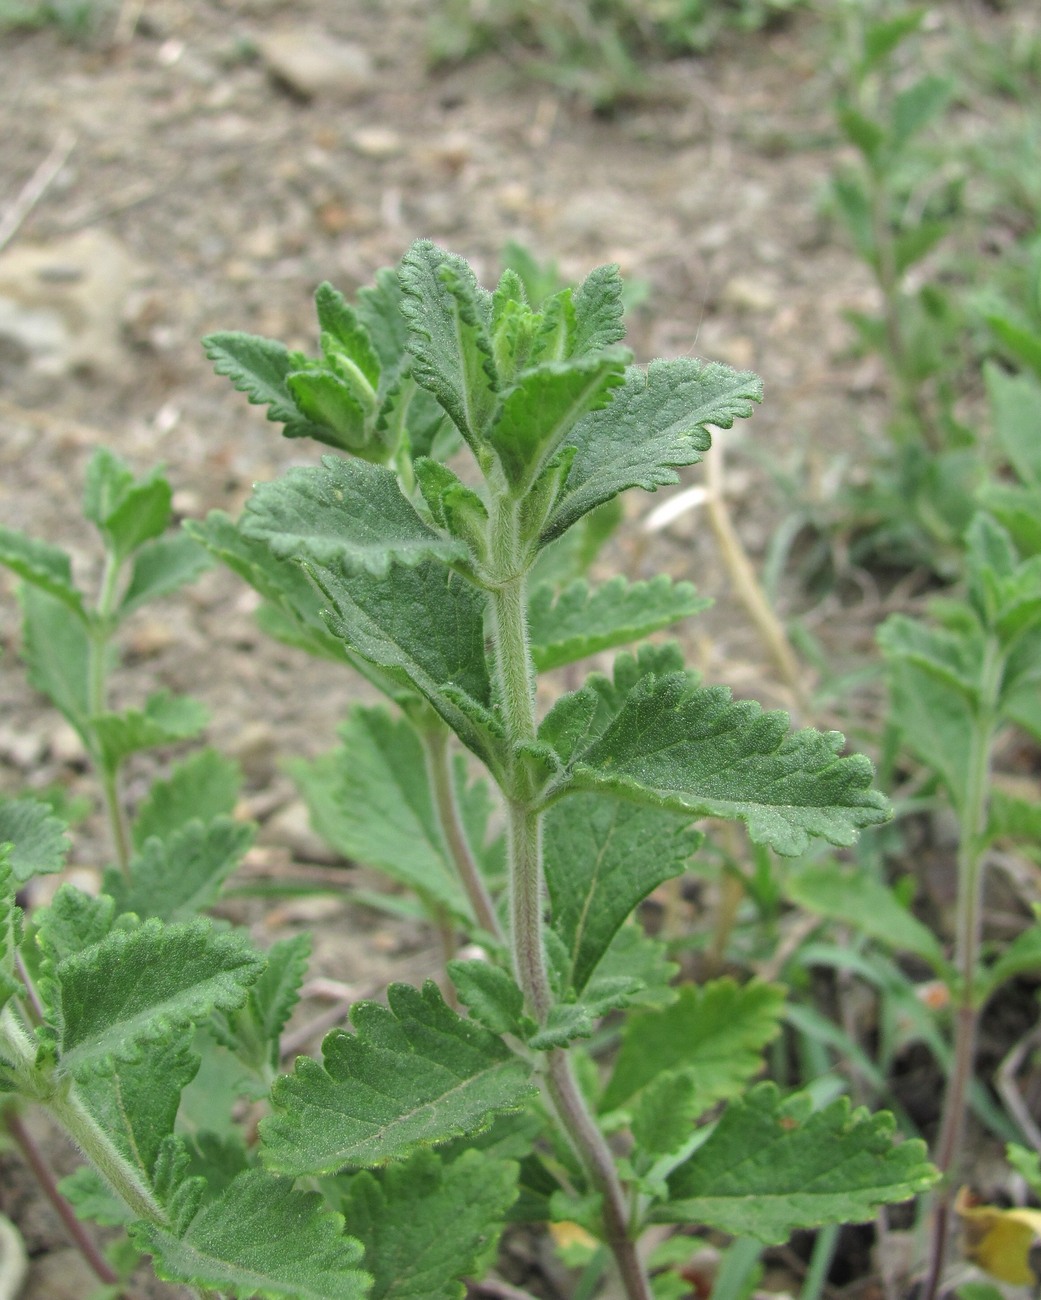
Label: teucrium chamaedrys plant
xmin=178 ymin=240 xmax=936 ymax=1298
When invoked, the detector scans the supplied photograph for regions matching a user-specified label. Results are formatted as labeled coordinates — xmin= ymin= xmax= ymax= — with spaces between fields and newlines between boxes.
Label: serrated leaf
xmin=59 ymin=1165 xmax=136 ymax=1227
xmin=341 ymin=1148 xmax=518 ymax=1299
xmin=542 ymin=359 xmax=762 ymax=543
xmin=544 ymin=792 xmax=700 ymax=993
xmin=529 ymin=576 xmax=710 ymax=672
xmin=561 ymin=672 xmax=888 ymax=856
xmin=631 ymin=1071 xmax=703 ymax=1162
xmin=877 ymin=613 xmax=981 ymax=699
xmin=215 ymin=933 xmax=312 ymax=1072
xmin=55 ymin=918 xmax=264 ymax=1075
xmin=36 ymin=885 xmax=117 ymax=973
xmin=601 ymin=980 xmax=784 ymax=1117
xmin=0 ymin=798 xmax=69 ymax=883
xmin=89 ymin=463 xmax=172 ymax=561
xmin=571 ymin=262 xmax=627 ymax=356
xmin=290 ymin=706 xmax=501 ymax=920
xmin=203 ymin=331 xmax=321 ymax=439
xmin=786 ymin=864 xmax=946 ymax=970
xmin=19 ymin=585 xmax=92 ymax=737
xmin=357 ymin=265 xmax=410 ymax=374
xmin=488 ymin=353 xmax=628 ymax=490
xmin=0 ymin=862 xmax=21 ymax=1013
xmin=308 ymin=559 xmax=501 ymax=770
xmin=316 ymin=280 xmax=382 ymax=388
xmin=242 ymin=456 xmax=466 ymax=574
xmin=0 ymin=526 xmax=86 ymax=617
xmin=92 ymin=692 xmax=209 ymax=770
xmin=529 ymin=974 xmax=645 ymax=1050
xmin=261 ymin=981 xmax=533 ymax=1175
xmin=185 ymin=511 xmax=348 ymax=663
xmin=590 ymin=922 xmax=679 ymax=1011
xmin=400 ymin=240 xmax=498 ymax=449
xmin=656 ymin=1083 xmax=937 ymax=1240
xmin=120 ymin=533 xmax=213 ymax=617
xmin=132 ymin=748 xmax=242 ymax=849
xmin=107 ymin=817 xmax=255 ymax=921
xmin=135 ymin=1167 xmax=370 ymax=1299
xmin=448 ymin=960 xmax=526 ymax=1036
xmin=286 ymin=369 xmax=371 ymax=453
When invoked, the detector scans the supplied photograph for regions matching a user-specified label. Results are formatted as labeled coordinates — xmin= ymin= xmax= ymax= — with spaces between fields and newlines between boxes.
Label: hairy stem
xmin=921 ymin=635 xmax=1002 ymax=1300
xmin=422 ymin=725 xmax=505 ymax=945
xmin=486 ymin=493 xmax=652 ymax=1300
xmin=90 ymin=551 xmax=132 ymax=874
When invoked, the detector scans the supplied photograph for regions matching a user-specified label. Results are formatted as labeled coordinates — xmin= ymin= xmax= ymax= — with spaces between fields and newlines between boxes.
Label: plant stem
xmin=90 ymin=551 xmax=132 ymax=874
xmin=3 ymin=1109 xmax=120 ymax=1288
xmin=485 ymin=493 xmax=652 ymax=1300
xmin=920 ymin=635 xmax=1002 ymax=1300
xmin=422 ymin=725 xmax=505 ymax=945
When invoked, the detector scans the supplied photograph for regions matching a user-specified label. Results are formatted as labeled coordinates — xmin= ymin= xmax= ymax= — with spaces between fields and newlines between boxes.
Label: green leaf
xmin=544 ymin=792 xmax=700 ymax=992
xmin=571 ymin=262 xmax=627 ymax=356
xmin=861 ymin=8 xmax=924 ymax=70
xmin=242 ymin=456 xmax=466 ymax=574
xmin=883 ymin=658 xmax=973 ymax=804
xmin=291 ymin=706 xmax=501 ymax=920
xmin=0 ymin=798 xmax=69 ymax=883
xmin=357 ymin=265 xmax=410 ymax=374
xmin=988 ymin=313 xmax=1041 ymax=383
xmin=877 ymin=613 xmax=981 ymax=700
xmin=560 ymin=672 xmax=889 ymax=856
xmin=106 ymin=817 xmax=255 ymax=921
xmin=447 ymin=961 xmax=526 ymax=1036
xmin=135 ymin=1168 xmax=370 ymax=1299
xmin=488 ymin=352 xmax=628 ymax=490
xmin=656 ymin=1083 xmax=937 ymax=1240
xmin=590 ymin=922 xmax=679 ymax=1011
xmin=35 ymin=885 xmax=117 ymax=973
xmin=59 ymin=1165 xmax=135 ymax=1227
xmin=203 ymin=331 xmax=321 ymax=439
xmin=308 ymin=559 xmax=500 ymax=770
xmin=981 ymin=923 xmax=1041 ymax=997
xmin=19 ymin=585 xmax=92 ymax=738
xmin=185 ymin=511 xmax=348 ymax=663
xmin=120 ymin=533 xmax=213 ymax=617
xmin=315 ymin=280 xmax=382 ymax=389
xmin=0 ymin=526 xmax=86 ymax=618
xmin=529 ymin=973 xmax=647 ymax=1050
xmin=0 ymin=862 xmax=21 ymax=1014
xmin=785 ymin=864 xmax=947 ymax=970
xmin=261 ymin=981 xmax=533 ymax=1175
xmin=285 ymin=370 xmax=371 ymax=453
xmin=83 ymin=451 xmax=173 ymax=561
xmin=530 ymin=576 xmax=709 ymax=672
xmin=54 ymin=918 xmax=264 ymax=1075
xmin=92 ymin=692 xmax=209 ymax=770
xmin=543 ymin=358 xmax=762 ymax=542
xmin=600 ymin=980 xmax=785 ymax=1117
xmin=400 ymin=240 xmax=498 ymax=449
xmin=340 ymin=1148 xmax=518 ymax=1299
xmin=988 ymin=789 xmax=1041 ymax=846
xmin=132 ymin=748 xmax=242 ymax=849
xmin=631 ymin=1071 xmax=703 ymax=1163
xmin=218 ymin=932 xmax=311 ymax=1071
xmin=890 ymin=75 xmax=951 ymax=152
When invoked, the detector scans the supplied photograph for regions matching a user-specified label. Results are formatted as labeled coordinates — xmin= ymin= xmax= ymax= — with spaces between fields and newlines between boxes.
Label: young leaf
xmin=0 ymin=862 xmax=21 ymax=1014
xmin=92 ymin=692 xmax=209 ymax=770
xmin=655 ymin=1083 xmax=937 ymax=1240
xmin=0 ymin=798 xmax=69 ymax=884
xmin=529 ymin=576 xmax=710 ymax=672
xmin=19 ymin=585 xmax=92 ymax=738
xmin=261 ymin=981 xmax=533 ymax=1175
xmin=883 ymin=658 xmax=973 ymax=805
xmin=35 ymin=885 xmax=117 ymax=972
xmin=289 ymin=706 xmax=498 ymax=921
xmin=307 ymin=559 xmax=501 ymax=771
xmin=340 ymin=1148 xmax=518 ymax=1299
xmin=215 ymin=932 xmax=311 ymax=1071
xmin=559 ymin=672 xmax=889 ymax=856
xmin=119 ymin=533 xmax=213 ymax=617
xmin=600 ymin=980 xmax=785 ymax=1118
xmin=54 ymin=917 xmax=264 ymax=1075
xmin=399 ymin=240 xmax=499 ymax=449
xmin=83 ymin=450 xmax=173 ymax=561
xmin=132 ymin=748 xmax=242 ymax=849
xmin=315 ymin=280 xmax=382 ymax=388
xmin=543 ymin=792 xmax=701 ymax=993
xmin=542 ymin=358 xmax=763 ymax=543
xmin=447 ymin=960 xmax=527 ymax=1036
xmin=203 ymin=331 xmax=321 ymax=438
xmin=487 ymin=352 xmax=628 ymax=490
xmin=242 ymin=456 xmax=467 ymax=575
xmin=105 ymin=817 xmax=255 ymax=922
xmin=134 ymin=1168 xmax=370 ymax=1299
xmin=630 ymin=1071 xmax=703 ymax=1163
xmin=570 ymin=261 xmax=627 ymax=356
xmin=0 ymin=526 xmax=87 ymax=618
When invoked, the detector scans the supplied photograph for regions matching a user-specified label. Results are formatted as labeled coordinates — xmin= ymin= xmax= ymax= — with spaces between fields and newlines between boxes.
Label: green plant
xmin=0 ymin=245 xmax=937 ymax=1299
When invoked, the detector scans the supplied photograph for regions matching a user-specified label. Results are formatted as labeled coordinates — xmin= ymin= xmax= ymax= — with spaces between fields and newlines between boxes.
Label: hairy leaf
xmin=120 ymin=533 xmax=213 ymax=617
xmin=55 ymin=918 xmax=264 ymax=1075
xmin=400 ymin=240 xmax=498 ymax=449
xmin=529 ymin=576 xmax=709 ymax=672
xmin=107 ymin=817 xmax=255 ymax=921
xmin=543 ymin=358 xmax=763 ymax=542
xmin=601 ymin=980 xmax=785 ymax=1116
xmin=0 ymin=526 xmax=86 ymax=618
xmin=84 ymin=449 xmax=172 ymax=560
xmin=315 ymin=280 xmax=382 ymax=388
xmin=570 ymin=262 xmax=627 ymax=356
xmin=19 ymin=586 xmax=92 ymax=737
xmin=341 ymin=1148 xmax=518 ymax=1299
xmin=261 ymin=981 xmax=533 ymax=1174
xmin=132 ymin=748 xmax=242 ymax=849
xmin=135 ymin=1168 xmax=370 ymax=1299
xmin=242 ymin=456 xmax=466 ymax=574
xmin=561 ymin=672 xmax=888 ymax=855
xmin=0 ymin=798 xmax=69 ymax=883
xmin=544 ymin=793 xmax=700 ymax=992
xmin=35 ymin=886 xmax=117 ymax=974
xmin=656 ymin=1084 xmax=937 ymax=1240
xmin=92 ymin=692 xmax=209 ymax=770
xmin=214 ymin=933 xmax=312 ymax=1073
xmin=448 ymin=961 xmax=527 ymax=1036
xmin=203 ymin=331 xmax=321 ymax=439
